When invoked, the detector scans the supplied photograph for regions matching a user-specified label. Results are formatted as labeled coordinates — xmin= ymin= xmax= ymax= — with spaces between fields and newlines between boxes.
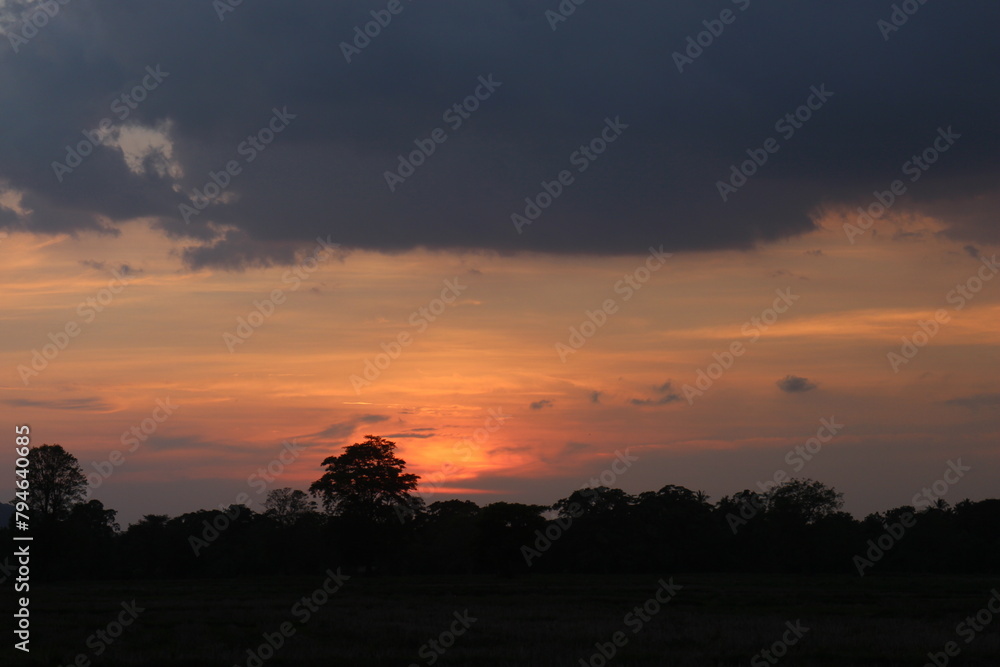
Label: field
xmin=9 ymin=574 xmax=1000 ymax=666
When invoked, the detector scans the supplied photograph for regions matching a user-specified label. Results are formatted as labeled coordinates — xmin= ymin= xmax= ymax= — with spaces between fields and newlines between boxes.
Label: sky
xmin=1 ymin=0 xmax=997 ymax=527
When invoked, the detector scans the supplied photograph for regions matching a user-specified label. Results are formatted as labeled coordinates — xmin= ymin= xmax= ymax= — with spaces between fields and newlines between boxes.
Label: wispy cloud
xmin=630 ymin=381 xmax=680 ymax=406
xmin=304 ymin=414 xmax=389 ymax=441
xmin=943 ymin=393 xmax=1000 ymax=411
xmin=4 ymin=397 xmax=113 ymax=411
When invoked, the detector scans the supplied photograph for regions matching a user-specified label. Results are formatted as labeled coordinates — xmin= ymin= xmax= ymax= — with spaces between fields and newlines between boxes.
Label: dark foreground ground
xmin=7 ymin=573 xmax=1000 ymax=666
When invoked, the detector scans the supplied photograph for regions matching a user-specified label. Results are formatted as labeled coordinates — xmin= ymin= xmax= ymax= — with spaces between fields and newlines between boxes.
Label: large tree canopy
xmin=766 ymin=478 xmax=845 ymax=524
xmin=309 ymin=435 xmax=419 ymax=521
xmin=24 ymin=444 xmax=88 ymax=523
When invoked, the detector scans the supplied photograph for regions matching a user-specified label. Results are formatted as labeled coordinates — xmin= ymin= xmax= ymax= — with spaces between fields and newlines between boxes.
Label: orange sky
xmin=2 ymin=209 xmax=998 ymax=525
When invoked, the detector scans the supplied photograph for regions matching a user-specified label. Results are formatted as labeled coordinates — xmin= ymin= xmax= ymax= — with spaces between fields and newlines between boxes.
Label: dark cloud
xmin=1 ymin=1 xmax=998 ymax=268
xmin=589 ymin=391 xmax=602 ymax=404
xmin=942 ymin=393 xmax=1000 ymax=411
xmin=776 ymin=375 xmax=818 ymax=393
xmin=3 ymin=396 xmax=113 ymax=411
xmin=631 ymin=381 xmax=680 ymax=406
xmin=487 ymin=444 xmax=531 ymax=456
xmin=383 ymin=432 xmax=435 ymax=439
xmin=79 ymin=259 xmax=108 ymax=271
xmin=629 ymin=395 xmax=681 ymax=407
xmin=79 ymin=259 xmax=142 ymax=275
xmin=306 ymin=414 xmax=389 ymax=440
xmin=963 ymin=245 xmax=980 ymax=259
xmin=539 ymin=440 xmax=592 ymax=464
xmin=529 ymin=399 xmax=553 ymax=410
xmin=178 ymin=229 xmax=322 ymax=272
xmin=563 ymin=441 xmax=592 ymax=454
xmin=892 ymin=230 xmax=926 ymax=242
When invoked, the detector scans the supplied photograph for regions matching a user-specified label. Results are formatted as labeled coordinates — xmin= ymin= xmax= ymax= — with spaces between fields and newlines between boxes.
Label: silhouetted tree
xmin=310 ymin=435 xmax=420 ymax=521
xmin=264 ymin=487 xmax=317 ymax=525
xmin=120 ymin=515 xmax=176 ymax=577
xmin=555 ymin=486 xmax=634 ymax=519
xmin=634 ymin=485 xmax=717 ymax=571
xmin=22 ymin=444 xmax=87 ymax=524
xmin=411 ymin=500 xmax=481 ymax=573
xmin=310 ymin=435 xmax=420 ymax=572
xmin=715 ymin=490 xmax=770 ymax=571
xmin=8 ymin=444 xmax=996 ymax=580
xmin=759 ymin=479 xmax=847 ymax=572
xmin=474 ymin=501 xmax=547 ymax=575
xmin=67 ymin=498 xmax=120 ymax=535
xmin=765 ymin=478 xmax=844 ymax=524
xmin=547 ymin=487 xmax=636 ymax=572
xmin=55 ymin=499 xmax=120 ymax=578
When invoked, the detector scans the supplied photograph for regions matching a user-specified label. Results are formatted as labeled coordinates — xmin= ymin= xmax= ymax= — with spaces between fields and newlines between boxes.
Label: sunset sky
xmin=1 ymin=1 xmax=997 ymax=526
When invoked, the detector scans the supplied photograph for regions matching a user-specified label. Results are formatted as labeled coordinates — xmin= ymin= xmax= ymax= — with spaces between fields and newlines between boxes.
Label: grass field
xmin=8 ymin=573 xmax=1000 ymax=666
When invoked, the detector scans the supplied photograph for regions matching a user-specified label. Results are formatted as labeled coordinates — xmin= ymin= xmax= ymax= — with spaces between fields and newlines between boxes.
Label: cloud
xmin=1 ymin=2 xmax=996 ymax=268
xmin=143 ymin=435 xmax=216 ymax=452
xmin=383 ymin=432 xmax=435 ymax=439
xmin=79 ymin=260 xmax=142 ymax=275
xmin=589 ymin=391 xmax=602 ymax=404
xmin=487 ymin=444 xmax=531 ymax=456
xmin=562 ymin=441 xmax=592 ymax=455
xmin=179 ymin=229 xmax=324 ymax=272
xmin=539 ymin=440 xmax=593 ymax=464
xmin=306 ymin=414 xmax=389 ymax=441
xmin=530 ymin=399 xmax=554 ymax=410
xmin=942 ymin=393 xmax=1000 ymax=411
xmin=963 ymin=244 xmax=980 ymax=259
xmin=80 ymin=259 xmax=108 ymax=270
xmin=892 ymin=230 xmax=926 ymax=242
xmin=768 ymin=269 xmax=808 ymax=281
xmin=776 ymin=375 xmax=818 ymax=393
xmin=630 ymin=381 xmax=680 ymax=406
xmin=629 ymin=395 xmax=681 ymax=406
xmin=3 ymin=397 xmax=113 ymax=411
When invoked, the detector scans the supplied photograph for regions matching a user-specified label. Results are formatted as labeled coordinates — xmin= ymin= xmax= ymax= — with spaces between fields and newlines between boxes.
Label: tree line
xmin=7 ymin=437 xmax=998 ymax=580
